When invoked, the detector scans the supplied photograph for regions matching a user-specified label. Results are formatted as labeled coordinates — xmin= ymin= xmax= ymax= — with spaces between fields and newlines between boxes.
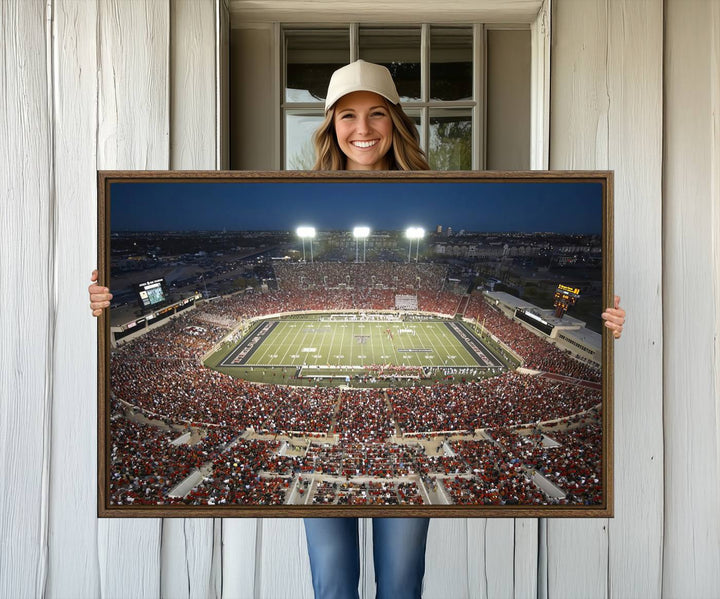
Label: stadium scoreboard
xmin=136 ymin=278 xmax=169 ymax=309
xmin=554 ymin=284 xmax=581 ymax=317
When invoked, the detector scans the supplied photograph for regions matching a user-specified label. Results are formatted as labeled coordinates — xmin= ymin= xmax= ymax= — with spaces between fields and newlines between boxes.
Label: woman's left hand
xmin=602 ymin=295 xmax=625 ymax=339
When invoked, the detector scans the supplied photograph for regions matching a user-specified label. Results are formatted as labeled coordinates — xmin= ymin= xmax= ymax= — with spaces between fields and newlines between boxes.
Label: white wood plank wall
xmin=163 ymin=2 xmax=222 ymax=599
xmin=663 ymin=1 xmax=720 ymax=596
xmin=47 ymin=0 xmax=100 ymax=596
xmin=0 ymin=2 xmax=53 ymax=598
xmin=1 ymin=0 xmax=719 ymax=597
xmin=550 ymin=2 xmax=664 ymax=598
xmin=95 ymin=1 xmax=168 ymax=595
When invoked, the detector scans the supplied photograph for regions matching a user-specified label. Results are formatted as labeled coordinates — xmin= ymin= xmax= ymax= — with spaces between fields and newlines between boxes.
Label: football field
xmin=218 ymin=318 xmax=503 ymax=370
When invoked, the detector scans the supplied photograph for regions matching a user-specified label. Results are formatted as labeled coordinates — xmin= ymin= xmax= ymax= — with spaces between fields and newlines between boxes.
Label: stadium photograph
xmin=99 ymin=172 xmax=612 ymax=516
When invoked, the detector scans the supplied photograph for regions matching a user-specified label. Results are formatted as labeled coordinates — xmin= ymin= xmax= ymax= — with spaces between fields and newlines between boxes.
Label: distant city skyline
xmin=110 ymin=180 xmax=604 ymax=234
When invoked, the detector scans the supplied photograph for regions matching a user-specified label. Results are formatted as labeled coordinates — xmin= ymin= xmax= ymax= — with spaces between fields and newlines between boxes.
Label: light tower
xmin=296 ymin=226 xmax=316 ymax=263
xmin=353 ymin=226 xmax=370 ymax=263
xmin=405 ymin=227 xmax=425 ymax=262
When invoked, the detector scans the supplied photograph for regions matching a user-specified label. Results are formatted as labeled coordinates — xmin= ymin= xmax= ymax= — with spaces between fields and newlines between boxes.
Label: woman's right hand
xmin=89 ymin=269 xmax=112 ymax=317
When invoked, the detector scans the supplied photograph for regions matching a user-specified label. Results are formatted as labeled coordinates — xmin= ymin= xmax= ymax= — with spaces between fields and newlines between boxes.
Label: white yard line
xmin=420 ymin=324 xmax=443 ymax=368
xmin=328 ymin=319 xmax=340 ymax=366
xmin=308 ymin=323 xmax=322 ymax=366
xmin=277 ymin=321 xmax=299 ymax=365
xmin=370 ymin=324 xmax=384 ymax=365
xmin=281 ymin=320 xmax=308 ymax=366
xmin=427 ymin=323 xmax=454 ymax=366
xmin=377 ymin=323 xmax=391 ymax=366
xmin=353 ymin=322 xmax=365 ymax=367
xmin=389 ymin=324 xmax=402 ymax=366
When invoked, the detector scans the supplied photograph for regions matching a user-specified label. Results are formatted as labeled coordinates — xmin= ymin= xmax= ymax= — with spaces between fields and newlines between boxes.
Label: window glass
xmin=402 ymin=109 xmax=423 ymax=148
xmin=285 ymin=112 xmax=324 ymax=170
xmin=359 ymin=27 xmax=421 ymax=102
xmin=429 ymin=109 xmax=472 ymax=170
xmin=430 ymin=27 xmax=473 ymax=101
xmin=285 ymin=30 xmax=349 ymax=103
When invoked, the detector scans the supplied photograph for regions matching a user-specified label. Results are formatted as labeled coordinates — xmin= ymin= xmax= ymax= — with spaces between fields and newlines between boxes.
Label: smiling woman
xmin=311 ymin=60 xmax=430 ymax=172
xmin=302 ymin=59 xmax=433 ymax=599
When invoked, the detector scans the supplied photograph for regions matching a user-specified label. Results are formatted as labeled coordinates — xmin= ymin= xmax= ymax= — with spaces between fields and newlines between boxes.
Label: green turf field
xmin=218 ymin=318 xmax=502 ymax=370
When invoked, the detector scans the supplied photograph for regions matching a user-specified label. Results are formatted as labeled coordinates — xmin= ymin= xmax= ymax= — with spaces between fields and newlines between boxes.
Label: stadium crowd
xmin=312 ymin=480 xmax=423 ymax=506
xmin=109 ymin=402 xmax=237 ymax=505
xmin=108 ymin=262 xmax=605 ymax=507
xmin=334 ymin=389 xmax=395 ymax=442
xmin=301 ymin=442 xmax=427 ymax=479
xmin=181 ymin=440 xmax=292 ymax=505
xmin=111 ymin=357 xmax=286 ymax=429
xmin=274 ymin=262 xmax=448 ymax=292
xmin=540 ymin=424 xmax=602 ymax=504
xmin=440 ymin=439 xmax=547 ymax=505
xmin=388 ymin=372 xmax=601 ymax=433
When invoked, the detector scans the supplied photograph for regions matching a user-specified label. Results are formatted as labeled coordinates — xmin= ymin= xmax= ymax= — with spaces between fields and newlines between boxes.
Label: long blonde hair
xmin=312 ymin=100 xmax=430 ymax=171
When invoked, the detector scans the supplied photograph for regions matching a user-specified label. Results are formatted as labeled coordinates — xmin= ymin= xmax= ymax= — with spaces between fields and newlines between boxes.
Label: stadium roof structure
xmin=559 ymin=325 xmax=602 ymax=352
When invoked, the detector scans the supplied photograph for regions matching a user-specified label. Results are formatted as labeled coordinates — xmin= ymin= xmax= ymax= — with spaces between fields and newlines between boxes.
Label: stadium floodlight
xmin=353 ymin=226 xmax=370 ymax=263
xmin=296 ymin=226 xmax=316 ymax=237
xmin=296 ymin=226 xmax=316 ymax=263
xmin=405 ymin=226 xmax=425 ymax=262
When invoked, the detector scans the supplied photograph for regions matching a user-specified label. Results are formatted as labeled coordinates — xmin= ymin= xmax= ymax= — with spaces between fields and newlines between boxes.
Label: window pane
xmin=286 ymin=30 xmax=349 ymax=103
xmin=402 ymin=109 xmax=423 ymax=148
xmin=359 ymin=28 xmax=421 ymax=102
xmin=285 ymin=112 xmax=324 ymax=169
xmin=430 ymin=27 xmax=473 ymax=101
xmin=429 ymin=109 xmax=472 ymax=170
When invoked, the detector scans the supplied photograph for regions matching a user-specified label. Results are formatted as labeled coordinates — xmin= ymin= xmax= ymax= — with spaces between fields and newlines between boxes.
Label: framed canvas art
xmin=97 ymin=170 xmax=613 ymax=517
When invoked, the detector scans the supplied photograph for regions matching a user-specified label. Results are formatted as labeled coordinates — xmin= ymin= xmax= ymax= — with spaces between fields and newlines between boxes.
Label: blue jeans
xmin=304 ymin=517 xmax=430 ymax=599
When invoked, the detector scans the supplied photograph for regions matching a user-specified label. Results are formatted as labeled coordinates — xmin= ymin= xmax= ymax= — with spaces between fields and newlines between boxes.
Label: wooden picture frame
xmin=98 ymin=170 xmax=613 ymax=518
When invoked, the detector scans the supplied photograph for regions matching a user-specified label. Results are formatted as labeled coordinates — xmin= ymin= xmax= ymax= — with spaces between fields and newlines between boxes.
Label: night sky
xmin=110 ymin=180 xmax=604 ymax=234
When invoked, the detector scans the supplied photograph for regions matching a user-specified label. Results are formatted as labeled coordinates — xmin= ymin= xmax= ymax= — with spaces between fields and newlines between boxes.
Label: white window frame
xmin=231 ymin=1 xmax=551 ymax=171
xmin=530 ymin=0 xmax=551 ymax=170
xmin=282 ymin=23 xmax=487 ymax=171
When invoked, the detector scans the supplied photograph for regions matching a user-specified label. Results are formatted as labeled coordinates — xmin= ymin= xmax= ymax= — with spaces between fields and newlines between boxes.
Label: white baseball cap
xmin=324 ymin=60 xmax=400 ymax=112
